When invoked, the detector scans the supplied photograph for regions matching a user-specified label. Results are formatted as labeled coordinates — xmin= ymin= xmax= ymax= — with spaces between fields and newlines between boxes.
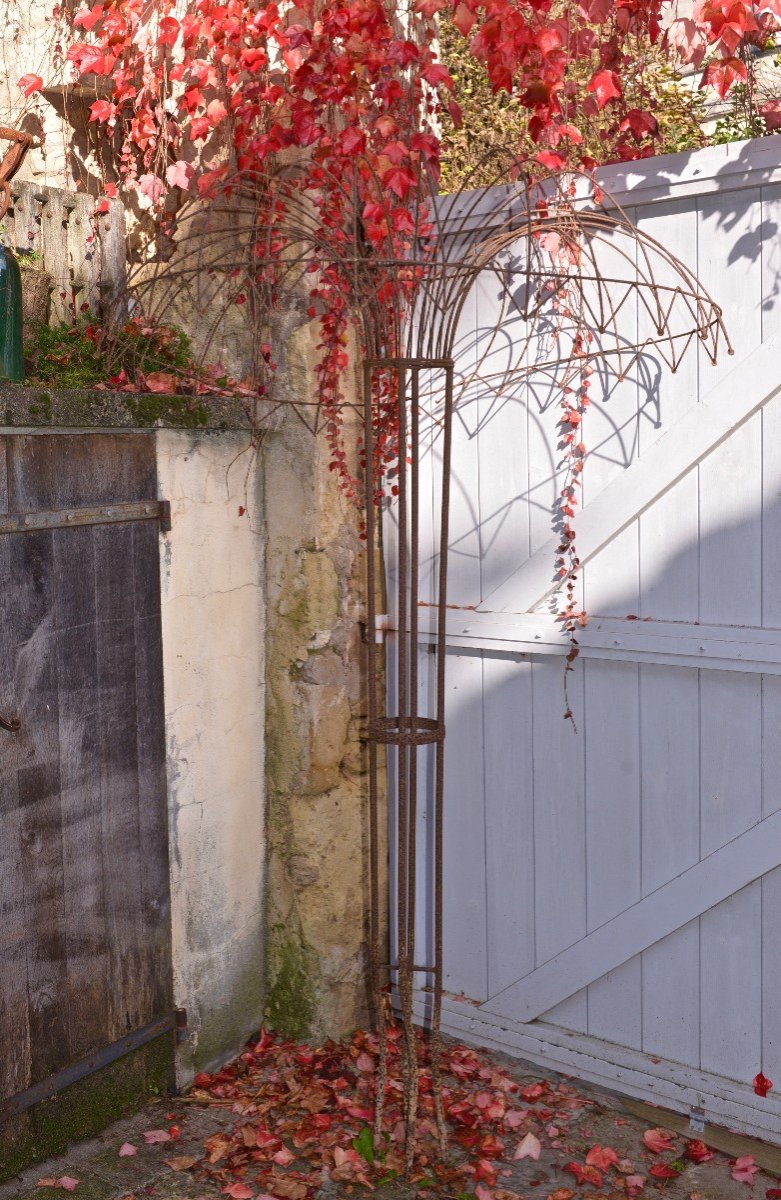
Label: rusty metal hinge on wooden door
xmin=0 ymin=499 xmax=171 ymax=535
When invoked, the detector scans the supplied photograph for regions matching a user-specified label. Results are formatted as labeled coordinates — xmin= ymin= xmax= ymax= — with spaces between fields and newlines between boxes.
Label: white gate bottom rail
xmin=412 ymin=993 xmax=781 ymax=1147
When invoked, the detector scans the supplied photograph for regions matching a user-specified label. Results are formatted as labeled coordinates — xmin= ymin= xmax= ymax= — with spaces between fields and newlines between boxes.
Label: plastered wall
xmin=155 ymin=429 xmax=266 ymax=1081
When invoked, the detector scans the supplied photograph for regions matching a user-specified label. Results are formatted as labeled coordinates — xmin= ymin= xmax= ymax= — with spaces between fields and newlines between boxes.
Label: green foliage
xmin=712 ymin=83 xmax=767 ymax=144
xmin=439 ymin=18 xmax=708 ymax=191
xmin=24 ymin=313 xmax=197 ymax=390
xmin=352 ymin=1126 xmax=376 ymax=1165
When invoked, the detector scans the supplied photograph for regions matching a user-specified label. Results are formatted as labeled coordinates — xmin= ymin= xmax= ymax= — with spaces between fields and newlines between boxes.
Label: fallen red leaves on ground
xmin=171 ymin=1027 xmax=779 ymax=1200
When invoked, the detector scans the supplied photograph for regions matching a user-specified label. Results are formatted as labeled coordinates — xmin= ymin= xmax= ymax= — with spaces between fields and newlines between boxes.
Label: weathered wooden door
xmin=0 ymin=433 xmax=173 ymax=1172
xmin=400 ymin=150 xmax=781 ymax=1144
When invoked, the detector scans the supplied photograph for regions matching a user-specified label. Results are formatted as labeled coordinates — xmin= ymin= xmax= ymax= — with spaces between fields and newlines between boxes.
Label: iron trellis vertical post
xmin=365 ymin=357 xmax=454 ymax=1159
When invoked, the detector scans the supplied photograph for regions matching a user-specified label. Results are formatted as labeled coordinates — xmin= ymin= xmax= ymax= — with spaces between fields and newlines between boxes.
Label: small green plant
xmin=352 ymin=1125 xmax=376 ymax=1166
xmin=712 ymin=82 xmax=766 ymax=144
xmin=17 ymin=248 xmax=44 ymax=267
xmin=25 ymin=313 xmax=201 ymax=392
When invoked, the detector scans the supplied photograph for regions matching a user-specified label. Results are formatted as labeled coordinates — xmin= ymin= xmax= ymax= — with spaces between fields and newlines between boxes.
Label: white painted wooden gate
xmin=394 ymin=138 xmax=781 ymax=1144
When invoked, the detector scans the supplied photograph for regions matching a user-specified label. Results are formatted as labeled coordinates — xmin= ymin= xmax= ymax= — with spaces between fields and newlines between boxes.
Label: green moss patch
xmin=0 ymin=1038 xmax=174 ymax=1183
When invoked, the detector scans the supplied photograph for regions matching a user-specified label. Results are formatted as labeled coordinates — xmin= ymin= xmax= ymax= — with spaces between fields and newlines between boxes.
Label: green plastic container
xmin=0 ymin=246 xmax=24 ymax=383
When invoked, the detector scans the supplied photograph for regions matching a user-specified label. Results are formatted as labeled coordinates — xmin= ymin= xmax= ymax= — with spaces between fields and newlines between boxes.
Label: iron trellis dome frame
xmin=248 ymin=154 xmax=729 ymax=1164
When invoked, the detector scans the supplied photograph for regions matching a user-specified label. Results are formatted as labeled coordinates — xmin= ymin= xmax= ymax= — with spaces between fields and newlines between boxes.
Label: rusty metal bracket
xmin=0 ymin=1009 xmax=187 ymax=1124
xmin=0 ymin=500 xmax=170 ymax=536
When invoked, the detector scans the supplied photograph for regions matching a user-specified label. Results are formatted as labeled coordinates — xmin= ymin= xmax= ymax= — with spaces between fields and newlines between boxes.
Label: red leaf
xmin=760 ymin=100 xmax=781 ymax=130
xmin=421 ymin=62 xmax=453 ymax=89
xmin=586 ymin=69 xmax=622 ymax=108
xmin=382 ymin=166 xmax=415 ymax=199
xmin=564 ymin=1162 xmax=602 ymax=1186
xmin=665 ymin=17 xmax=707 ymax=67
xmin=513 ymin=1133 xmax=541 ymax=1161
xmin=650 ymin=1163 xmax=681 ymax=1179
xmin=755 ymin=1072 xmax=774 ymax=1097
xmin=642 ymin=1127 xmax=675 ymax=1154
xmin=166 ymin=160 xmax=194 ymax=190
xmin=89 ymin=99 xmax=114 ymax=123
xmin=18 ymin=73 xmax=43 ymax=97
xmin=452 ymin=2 xmax=476 ymax=35
xmin=685 ymin=1140 xmax=714 ymax=1163
xmin=577 ymin=0 xmax=612 ymax=21
xmin=732 ymin=1155 xmax=759 ymax=1185
xmin=700 ymin=56 xmax=747 ymax=100
xmin=585 ymin=1146 xmax=618 ymax=1171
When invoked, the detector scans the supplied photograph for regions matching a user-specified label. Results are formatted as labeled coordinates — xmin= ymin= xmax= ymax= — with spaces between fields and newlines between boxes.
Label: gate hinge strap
xmin=0 ymin=499 xmax=171 ymax=536
xmin=0 ymin=1008 xmax=186 ymax=1124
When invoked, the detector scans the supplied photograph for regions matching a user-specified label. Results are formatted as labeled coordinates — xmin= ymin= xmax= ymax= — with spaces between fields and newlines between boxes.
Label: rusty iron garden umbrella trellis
xmin=203 ymin=155 xmax=729 ymax=1165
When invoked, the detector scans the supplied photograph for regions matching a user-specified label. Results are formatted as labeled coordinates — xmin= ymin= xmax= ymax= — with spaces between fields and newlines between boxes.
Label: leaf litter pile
xmin=103 ymin=1026 xmax=781 ymax=1200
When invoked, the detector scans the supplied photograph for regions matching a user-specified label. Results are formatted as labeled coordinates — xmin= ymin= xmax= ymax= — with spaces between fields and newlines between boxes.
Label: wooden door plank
xmin=11 ymin=528 xmax=69 ymax=1081
xmin=95 ymin=523 xmax=145 ymax=1038
xmin=481 ymin=805 xmax=781 ymax=1023
xmin=0 ymin=438 xmax=32 ymax=1104
xmin=6 ymin=433 xmax=157 ymax=509
xmin=53 ymin=524 xmax=110 ymax=1060
xmin=478 ymin=333 xmax=781 ymax=614
xmin=132 ymin=521 xmax=172 ymax=1019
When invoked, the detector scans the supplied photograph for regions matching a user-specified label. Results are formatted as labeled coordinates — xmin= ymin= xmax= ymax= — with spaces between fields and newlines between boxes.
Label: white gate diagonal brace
xmin=480 ymin=334 xmax=781 ymax=614
xmin=481 ymin=807 xmax=781 ymax=1023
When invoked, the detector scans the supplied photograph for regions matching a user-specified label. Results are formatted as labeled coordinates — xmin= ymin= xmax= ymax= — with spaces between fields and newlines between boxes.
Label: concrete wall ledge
xmin=0 ymin=384 xmax=253 ymax=431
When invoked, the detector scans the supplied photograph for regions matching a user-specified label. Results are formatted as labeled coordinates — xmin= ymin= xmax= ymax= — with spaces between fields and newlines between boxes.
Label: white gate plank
xmin=442 ymin=648 xmax=488 ymax=1000
xmin=481 ymin=804 xmax=781 ymax=1022
xmin=639 ymin=664 xmax=700 ymax=1066
xmin=762 ymin=392 xmax=781 ymax=628
xmin=635 ymin=196 xmax=701 ymax=623
xmin=760 ymin=183 xmax=781 ymax=345
xmin=483 ymin=653 xmax=534 ymax=996
xmin=699 ymin=414 xmax=762 ymax=626
xmin=532 ymin=656 xmax=587 ymax=1032
xmin=639 ymin=476 xmax=700 ymax=620
xmin=700 ymin=671 xmax=761 ymax=855
xmin=447 ymin=282 xmax=482 ymax=607
xmin=474 ymin=262 xmax=531 ymax=604
xmin=697 ymin=189 xmax=763 ymax=390
xmin=479 ymin=334 xmax=781 ymax=615
xmin=699 ymin=670 xmax=762 ymax=1082
xmin=762 ymin=866 xmax=781 ymax=1087
xmin=581 ymin=213 xmax=640 ymax=620
xmin=583 ymin=659 xmax=642 ymax=1048
xmin=761 ymin=680 xmax=781 ymax=1086
xmin=701 ymin=884 xmax=762 ymax=1082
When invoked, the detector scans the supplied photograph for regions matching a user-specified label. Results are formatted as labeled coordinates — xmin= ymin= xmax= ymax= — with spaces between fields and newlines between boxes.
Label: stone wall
xmin=262 ymin=323 xmax=378 ymax=1042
